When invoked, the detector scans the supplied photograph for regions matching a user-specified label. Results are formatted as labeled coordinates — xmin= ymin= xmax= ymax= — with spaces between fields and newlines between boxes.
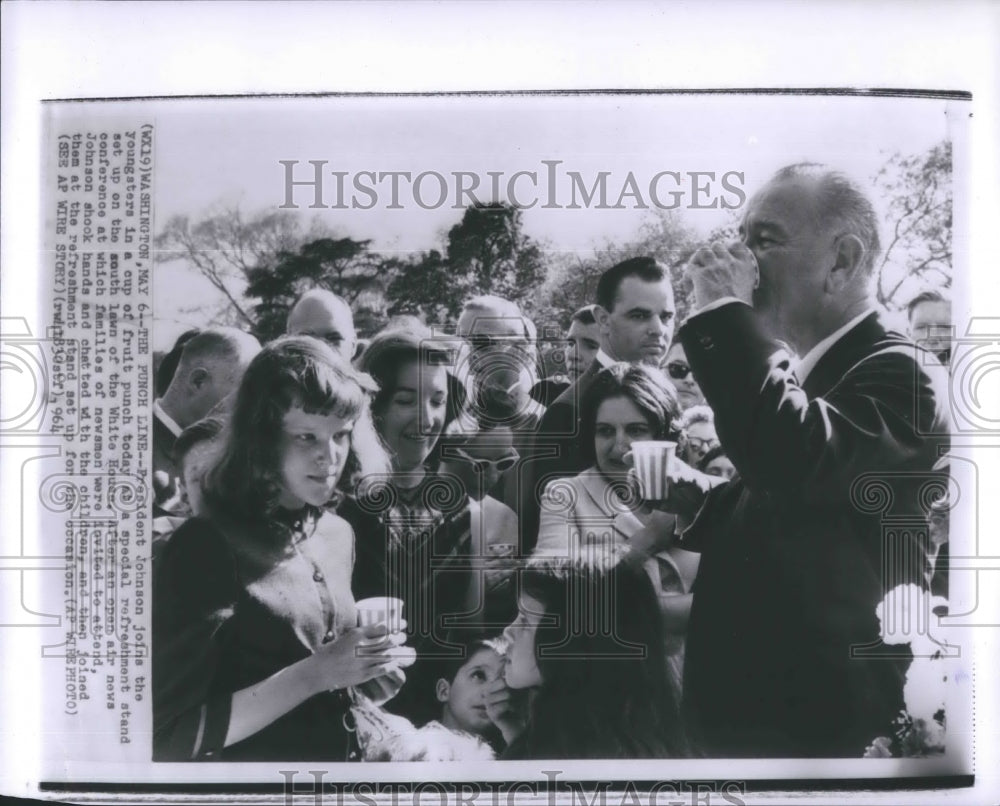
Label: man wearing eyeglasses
xmin=456 ymin=296 xmax=545 ymax=513
xmin=521 ymin=257 xmax=676 ymax=552
xmin=286 ymin=288 xmax=358 ymax=363
xmin=677 ymin=164 xmax=950 ymax=757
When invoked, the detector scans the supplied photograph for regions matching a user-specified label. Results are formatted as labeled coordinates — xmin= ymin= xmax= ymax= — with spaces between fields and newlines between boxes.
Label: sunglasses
xmin=666 ymin=362 xmax=692 ymax=381
xmin=685 ymin=435 xmax=719 ymax=451
xmin=451 ymin=447 xmax=519 ymax=473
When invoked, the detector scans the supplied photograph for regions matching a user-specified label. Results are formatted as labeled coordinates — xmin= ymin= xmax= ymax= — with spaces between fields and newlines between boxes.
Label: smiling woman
xmin=341 ymin=325 xmax=485 ymax=724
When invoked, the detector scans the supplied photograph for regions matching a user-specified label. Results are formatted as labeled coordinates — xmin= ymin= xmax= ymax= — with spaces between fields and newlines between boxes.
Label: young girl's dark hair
xmin=578 ymin=362 xmax=682 ymax=469
xmin=203 ymin=335 xmax=389 ymax=521
xmin=505 ymin=546 xmax=689 ymax=759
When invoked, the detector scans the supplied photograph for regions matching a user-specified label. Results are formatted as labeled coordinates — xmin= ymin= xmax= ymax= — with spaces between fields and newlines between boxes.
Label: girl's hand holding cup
xmin=350 ymin=597 xmax=415 ymax=704
xmin=308 ymin=623 xmax=409 ymax=695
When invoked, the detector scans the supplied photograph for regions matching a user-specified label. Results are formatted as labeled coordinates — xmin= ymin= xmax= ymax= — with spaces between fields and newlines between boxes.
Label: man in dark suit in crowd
xmin=153 ymin=327 xmax=260 ymax=514
xmin=678 ymin=164 xmax=951 ymax=757
xmin=520 ymin=257 xmax=676 ymax=551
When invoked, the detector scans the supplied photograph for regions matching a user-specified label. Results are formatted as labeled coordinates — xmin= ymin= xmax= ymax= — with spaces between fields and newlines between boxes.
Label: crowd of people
xmin=152 ymin=163 xmax=952 ymax=762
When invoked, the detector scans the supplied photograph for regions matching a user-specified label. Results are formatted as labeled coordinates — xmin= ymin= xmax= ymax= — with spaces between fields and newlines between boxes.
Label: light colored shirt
xmin=795 ymin=308 xmax=877 ymax=383
xmin=594 ymin=348 xmax=616 ymax=368
xmin=154 ymin=399 xmax=183 ymax=438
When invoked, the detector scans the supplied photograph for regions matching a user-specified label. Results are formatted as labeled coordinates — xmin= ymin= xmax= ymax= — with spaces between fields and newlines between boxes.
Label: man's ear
xmin=594 ymin=304 xmax=612 ymax=336
xmin=435 ymin=678 xmax=450 ymax=704
xmin=188 ymin=366 xmax=211 ymax=391
xmin=826 ymin=233 xmax=865 ymax=293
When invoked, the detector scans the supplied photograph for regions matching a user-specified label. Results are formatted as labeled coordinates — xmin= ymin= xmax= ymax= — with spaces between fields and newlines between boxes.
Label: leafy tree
xmin=385 ymin=203 xmax=549 ymax=329
xmin=385 ymin=250 xmax=458 ymax=326
xmin=155 ymin=206 xmax=327 ymax=328
xmin=872 ymin=140 xmax=952 ymax=308
xmin=245 ymin=237 xmax=393 ymax=342
xmin=444 ymin=203 xmax=547 ymax=304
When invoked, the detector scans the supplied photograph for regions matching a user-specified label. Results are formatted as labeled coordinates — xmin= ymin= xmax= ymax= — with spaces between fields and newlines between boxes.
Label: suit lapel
xmin=577 ymin=468 xmax=645 ymax=540
xmin=802 ymin=312 xmax=887 ymax=397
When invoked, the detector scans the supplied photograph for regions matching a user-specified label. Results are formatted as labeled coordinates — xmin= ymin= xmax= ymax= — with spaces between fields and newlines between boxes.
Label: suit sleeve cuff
xmin=684 ymin=297 xmax=748 ymax=324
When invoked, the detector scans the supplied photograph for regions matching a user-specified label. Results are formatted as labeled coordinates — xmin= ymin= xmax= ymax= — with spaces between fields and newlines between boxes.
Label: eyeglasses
xmin=685 ymin=435 xmax=719 ymax=451
xmin=468 ymin=334 xmax=533 ymax=356
xmin=451 ymin=447 xmax=519 ymax=473
xmin=666 ymin=362 xmax=692 ymax=381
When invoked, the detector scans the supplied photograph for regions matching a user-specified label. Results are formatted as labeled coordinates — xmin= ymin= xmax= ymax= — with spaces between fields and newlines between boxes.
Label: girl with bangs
xmin=153 ymin=336 xmax=412 ymax=761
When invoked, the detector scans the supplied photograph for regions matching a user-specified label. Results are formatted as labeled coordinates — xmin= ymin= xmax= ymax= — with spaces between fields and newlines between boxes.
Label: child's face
xmin=437 ymin=646 xmax=505 ymax=735
xmin=277 ymin=405 xmax=355 ymax=509
xmin=379 ymin=360 xmax=448 ymax=472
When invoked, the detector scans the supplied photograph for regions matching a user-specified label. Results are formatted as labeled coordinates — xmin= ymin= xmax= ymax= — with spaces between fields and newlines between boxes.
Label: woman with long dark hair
xmin=153 ymin=336 xmax=408 ymax=761
xmin=495 ymin=547 xmax=690 ymax=759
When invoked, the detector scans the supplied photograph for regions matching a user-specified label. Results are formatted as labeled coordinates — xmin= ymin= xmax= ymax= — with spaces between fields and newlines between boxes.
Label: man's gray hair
xmin=772 ymin=163 xmax=882 ymax=276
xmin=172 ymin=327 xmax=261 ymax=387
xmin=458 ymin=294 xmax=535 ymax=342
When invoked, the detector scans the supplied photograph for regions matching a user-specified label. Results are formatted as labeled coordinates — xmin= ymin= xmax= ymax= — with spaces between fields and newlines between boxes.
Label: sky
xmin=49 ymin=92 xmax=959 ymax=349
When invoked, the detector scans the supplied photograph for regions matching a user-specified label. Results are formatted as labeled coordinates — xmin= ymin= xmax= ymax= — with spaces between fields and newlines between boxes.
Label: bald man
xmin=153 ymin=327 xmax=260 ymax=514
xmin=286 ymin=288 xmax=357 ymax=363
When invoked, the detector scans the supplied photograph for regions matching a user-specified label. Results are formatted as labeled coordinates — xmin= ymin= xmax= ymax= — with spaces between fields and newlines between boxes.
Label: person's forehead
xmin=568 ymin=320 xmax=599 ymax=339
xmin=612 ymin=275 xmax=674 ymax=312
xmin=463 ymin=428 xmax=515 ymax=456
xmin=396 ymin=359 xmax=449 ymax=390
xmin=282 ymin=405 xmax=352 ymax=429
xmin=596 ymin=395 xmax=648 ymax=421
xmin=462 ymin=646 xmax=502 ymax=669
xmin=463 ymin=314 xmax=525 ymax=338
xmin=744 ymin=178 xmax=820 ymax=233
xmin=912 ymin=300 xmax=951 ymax=322
xmin=289 ymin=298 xmax=354 ymax=334
xmin=687 ymin=421 xmax=715 ymax=437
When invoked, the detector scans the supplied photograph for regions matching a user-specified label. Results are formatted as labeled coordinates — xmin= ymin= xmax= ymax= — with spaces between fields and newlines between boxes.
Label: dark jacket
xmin=153 ymin=508 xmax=357 ymax=761
xmin=518 ymin=358 xmax=606 ymax=552
xmin=679 ymin=303 xmax=950 ymax=757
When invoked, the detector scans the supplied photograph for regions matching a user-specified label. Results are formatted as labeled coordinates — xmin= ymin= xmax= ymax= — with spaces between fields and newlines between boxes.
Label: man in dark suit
xmin=153 ymin=327 xmax=260 ymax=514
xmin=519 ymin=257 xmax=676 ymax=551
xmin=678 ymin=164 xmax=951 ymax=757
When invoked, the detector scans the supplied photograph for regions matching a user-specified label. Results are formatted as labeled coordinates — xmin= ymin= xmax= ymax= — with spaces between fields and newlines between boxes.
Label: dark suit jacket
xmin=153 ymin=412 xmax=181 ymax=516
xmin=518 ymin=358 xmax=605 ymax=553
xmin=679 ymin=304 xmax=950 ymax=757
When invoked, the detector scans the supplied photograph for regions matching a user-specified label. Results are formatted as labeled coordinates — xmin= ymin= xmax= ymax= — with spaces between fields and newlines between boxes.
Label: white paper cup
xmin=355 ymin=596 xmax=404 ymax=633
xmin=629 ymin=441 xmax=676 ymax=501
